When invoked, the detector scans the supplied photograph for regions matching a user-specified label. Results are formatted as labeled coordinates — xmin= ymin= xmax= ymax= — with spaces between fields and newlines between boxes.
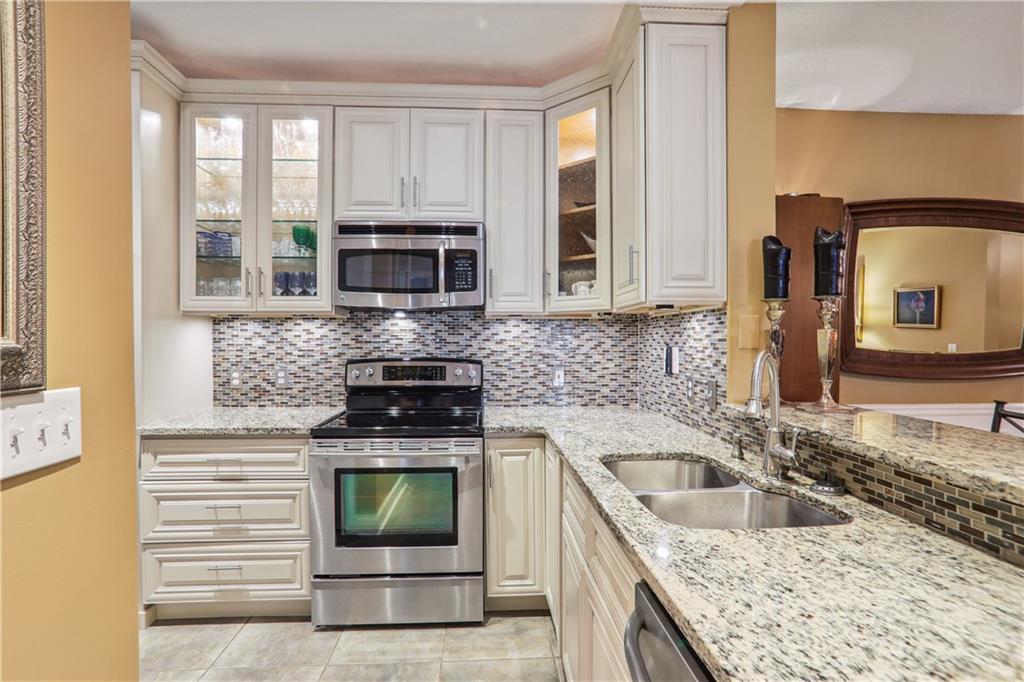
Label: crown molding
xmin=130 ymin=4 xmax=738 ymax=109
xmin=130 ymin=39 xmax=186 ymax=100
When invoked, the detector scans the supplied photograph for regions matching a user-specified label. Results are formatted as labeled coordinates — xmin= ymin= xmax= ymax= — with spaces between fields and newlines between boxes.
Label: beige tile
xmin=440 ymin=658 xmax=559 ymax=682
xmin=200 ymin=666 xmax=324 ymax=681
xmin=322 ymin=661 xmax=442 ymax=682
xmin=140 ymin=621 xmax=245 ymax=672
xmin=211 ymin=620 xmax=340 ymax=668
xmin=140 ymin=670 xmax=205 ymax=682
xmin=330 ymin=626 xmax=446 ymax=664
xmin=443 ymin=616 xmax=553 ymax=661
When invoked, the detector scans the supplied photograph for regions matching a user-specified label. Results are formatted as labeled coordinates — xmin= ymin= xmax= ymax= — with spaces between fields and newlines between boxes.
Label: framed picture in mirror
xmin=892 ymin=286 xmax=941 ymax=329
xmin=841 ymin=198 xmax=1024 ymax=380
xmin=1 ymin=0 xmax=47 ymax=395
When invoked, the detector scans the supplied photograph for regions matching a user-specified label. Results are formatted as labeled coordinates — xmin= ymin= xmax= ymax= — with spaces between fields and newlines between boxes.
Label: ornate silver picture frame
xmin=1 ymin=0 xmax=46 ymax=395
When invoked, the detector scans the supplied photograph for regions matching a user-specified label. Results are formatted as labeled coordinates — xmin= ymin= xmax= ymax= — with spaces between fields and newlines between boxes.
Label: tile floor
xmin=140 ymin=615 xmax=563 ymax=682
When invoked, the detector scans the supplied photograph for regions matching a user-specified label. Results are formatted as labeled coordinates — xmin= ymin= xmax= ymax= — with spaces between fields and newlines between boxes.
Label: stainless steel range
xmin=309 ymin=358 xmax=484 ymax=626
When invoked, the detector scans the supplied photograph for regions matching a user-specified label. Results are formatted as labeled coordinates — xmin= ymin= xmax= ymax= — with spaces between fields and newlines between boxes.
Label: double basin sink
xmin=604 ymin=459 xmax=846 ymax=529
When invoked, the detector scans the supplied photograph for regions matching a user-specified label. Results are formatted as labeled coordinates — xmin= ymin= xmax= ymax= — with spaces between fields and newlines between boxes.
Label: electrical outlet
xmin=686 ymin=376 xmax=695 ymax=400
xmin=274 ymin=366 xmax=291 ymax=388
xmin=552 ymin=367 xmax=565 ymax=388
xmin=228 ymin=368 xmax=244 ymax=390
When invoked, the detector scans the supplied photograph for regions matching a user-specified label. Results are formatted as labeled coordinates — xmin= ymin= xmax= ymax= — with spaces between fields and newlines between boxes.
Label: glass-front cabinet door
xmin=256 ymin=106 xmax=333 ymax=311
xmin=181 ymin=104 xmax=258 ymax=311
xmin=544 ymin=90 xmax=611 ymax=313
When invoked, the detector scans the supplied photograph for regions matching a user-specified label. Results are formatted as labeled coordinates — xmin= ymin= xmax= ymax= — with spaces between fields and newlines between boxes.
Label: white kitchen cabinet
xmin=544 ymin=89 xmax=612 ymax=313
xmin=561 ymin=516 xmax=588 ymax=682
xmin=181 ymin=103 xmax=333 ymax=313
xmin=486 ymin=438 xmax=546 ymax=597
xmin=611 ymin=24 xmax=727 ymax=310
xmin=335 ymin=107 xmax=483 ymax=222
xmin=334 ymin=108 xmax=409 ymax=219
xmin=180 ymin=103 xmax=259 ymax=312
xmin=544 ymin=441 xmax=562 ymax=640
xmin=410 ymin=109 xmax=484 ymax=219
xmin=611 ymin=31 xmax=646 ymax=311
xmin=485 ymin=110 xmax=545 ymax=315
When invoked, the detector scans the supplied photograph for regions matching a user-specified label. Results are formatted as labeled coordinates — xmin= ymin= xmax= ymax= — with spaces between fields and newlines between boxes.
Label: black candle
xmin=762 ymin=236 xmax=791 ymax=299
xmin=813 ymin=227 xmax=846 ymax=297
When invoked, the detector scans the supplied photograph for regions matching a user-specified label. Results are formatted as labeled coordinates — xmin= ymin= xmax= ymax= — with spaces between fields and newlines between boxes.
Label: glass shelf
xmin=272 ymin=255 xmax=316 ymax=260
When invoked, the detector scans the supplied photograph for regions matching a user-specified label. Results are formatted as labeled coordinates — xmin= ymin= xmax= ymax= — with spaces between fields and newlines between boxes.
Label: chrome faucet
xmin=744 ymin=350 xmax=801 ymax=480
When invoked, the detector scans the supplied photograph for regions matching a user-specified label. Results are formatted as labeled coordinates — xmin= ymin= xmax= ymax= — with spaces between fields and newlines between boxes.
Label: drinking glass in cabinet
xmin=270 ymin=117 xmax=320 ymax=299
xmin=194 ymin=116 xmax=244 ymax=296
xmin=555 ymin=107 xmax=598 ymax=298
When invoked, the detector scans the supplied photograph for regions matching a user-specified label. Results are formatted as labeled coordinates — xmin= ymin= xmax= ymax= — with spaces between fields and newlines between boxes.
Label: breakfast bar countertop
xmin=485 ymin=406 xmax=1024 ymax=682
xmin=137 ymin=406 xmax=340 ymax=437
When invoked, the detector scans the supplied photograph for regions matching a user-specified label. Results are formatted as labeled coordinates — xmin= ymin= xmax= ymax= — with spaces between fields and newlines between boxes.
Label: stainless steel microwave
xmin=332 ymin=222 xmax=485 ymax=310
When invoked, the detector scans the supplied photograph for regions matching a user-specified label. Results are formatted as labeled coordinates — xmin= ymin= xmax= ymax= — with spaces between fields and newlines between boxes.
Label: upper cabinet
xmin=335 ymin=107 xmax=484 ymax=222
xmin=545 ymin=90 xmax=612 ymax=313
xmin=485 ymin=110 xmax=545 ymax=315
xmin=180 ymin=104 xmax=333 ymax=313
xmin=612 ymin=24 xmax=727 ymax=310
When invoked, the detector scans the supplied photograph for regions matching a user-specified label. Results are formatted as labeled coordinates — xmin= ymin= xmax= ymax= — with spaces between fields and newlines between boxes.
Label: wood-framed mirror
xmin=841 ymin=198 xmax=1024 ymax=380
xmin=1 ymin=0 xmax=47 ymax=395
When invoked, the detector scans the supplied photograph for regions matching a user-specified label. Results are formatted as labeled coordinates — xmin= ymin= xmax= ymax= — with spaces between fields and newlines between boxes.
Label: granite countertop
xmin=137 ymin=407 xmax=340 ymax=437
xmin=730 ymin=403 xmax=1024 ymax=506
xmin=485 ymin=406 xmax=1024 ymax=682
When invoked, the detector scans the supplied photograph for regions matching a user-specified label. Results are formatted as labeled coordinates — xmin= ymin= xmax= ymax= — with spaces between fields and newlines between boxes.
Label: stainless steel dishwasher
xmin=624 ymin=582 xmax=713 ymax=682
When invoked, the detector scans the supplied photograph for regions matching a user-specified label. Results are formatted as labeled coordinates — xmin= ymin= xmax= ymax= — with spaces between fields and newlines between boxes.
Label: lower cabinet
xmin=486 ymin=437 xmax=546 ymax=597
xmin=560 ymin=471 xmax=639 ymax=682
xmin=545 ymin=441 xmax=562 ymax=640
xmin=139 ymin=437 xmax=311 ymax=619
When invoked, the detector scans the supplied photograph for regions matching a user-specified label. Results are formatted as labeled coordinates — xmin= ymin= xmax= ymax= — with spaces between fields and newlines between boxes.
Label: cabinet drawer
xmin=142 ymin=542 xmax=310 ymax=604
xmin=140 ymin=439 xmax=308 ymax=480
xmin=140 ymin=481 xmax=309 ymax=543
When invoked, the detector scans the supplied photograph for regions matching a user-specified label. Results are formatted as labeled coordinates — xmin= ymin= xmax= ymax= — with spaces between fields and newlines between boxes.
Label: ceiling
xmin=776 ymin=2 xmax=1024 ymax=115
xmin=130 ymin=1 xmax=622 ymax=87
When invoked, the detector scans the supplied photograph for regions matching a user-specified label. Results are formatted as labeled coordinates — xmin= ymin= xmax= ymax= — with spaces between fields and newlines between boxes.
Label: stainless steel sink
xmin=604 ymin=459 xmax=740 ymax=493
xmin=636 ymin=489 xmax=847 ymax=529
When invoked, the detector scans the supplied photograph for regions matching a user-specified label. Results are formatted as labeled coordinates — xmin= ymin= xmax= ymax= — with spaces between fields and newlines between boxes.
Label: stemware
xmin=305 ymin=272 xmax=317 ymax=296
xmin=274 ymin=271 xmax=289 ymax=296
xmin=288 ymin=271 xmax=306 ymax=297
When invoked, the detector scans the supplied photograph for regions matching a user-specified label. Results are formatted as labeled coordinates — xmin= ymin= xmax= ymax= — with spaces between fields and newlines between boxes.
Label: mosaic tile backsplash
xmin=212 ymin=310 xmax=639 ymax=408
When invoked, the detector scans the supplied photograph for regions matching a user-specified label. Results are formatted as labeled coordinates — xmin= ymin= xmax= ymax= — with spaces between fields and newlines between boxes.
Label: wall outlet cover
xmin=552 ymin=367 xmax=565 ymax=388
xmin=274 ymin=366 xmax=291 ymax=388
xmin=229 ymin=368 xmax=244 ymax=390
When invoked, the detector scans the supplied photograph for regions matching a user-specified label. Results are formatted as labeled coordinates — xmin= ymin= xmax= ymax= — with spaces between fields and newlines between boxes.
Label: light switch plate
xmin=552 ymin=367 xmax=565 ymax=388
xmin=2 ymin=387 xmax=82 ymax=480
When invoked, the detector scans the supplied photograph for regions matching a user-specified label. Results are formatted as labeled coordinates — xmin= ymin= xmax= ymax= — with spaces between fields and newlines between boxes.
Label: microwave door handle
xmin=438 ymin=240 xmax=447 ymax=306
xmin=624 ymin=609 xmax=653 ymax=682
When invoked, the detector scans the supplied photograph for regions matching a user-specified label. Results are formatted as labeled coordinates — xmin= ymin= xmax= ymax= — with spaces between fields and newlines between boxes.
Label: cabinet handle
xmin=413 ymin=176 xmax=419 ymax=207
xmin=258 ymin=267 xmax=265 ymax=297
xmin=544 ymin=270 xmax=551 ymax=298
xmin=487 ymin=454 xmax=494 ymax=489
xmin=628 ymin=245 xmax=639 ymax=285
xmin=488 ymin=268 xmax=495 ymax=300
xmin=206 ymin=565 xmax=243 ymax=572
xmin=400 ymin=177 xmax=406 ymax=208
xmin=205 ymin=457 xmax=243 ymax=464
xmin=245 ymin=268 xmax=252 ymax=297
xmin=205 ymin=504 xmax=243 ymax=510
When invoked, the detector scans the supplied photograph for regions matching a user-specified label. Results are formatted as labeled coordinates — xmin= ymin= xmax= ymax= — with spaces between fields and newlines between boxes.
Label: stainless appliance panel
xmin=312 ymin=575 xmax=483 ymax=626
xmin=310 ymin=439 xmax=484 ymax=576
xmin=624 ymin=582 xmax=712 ymax=682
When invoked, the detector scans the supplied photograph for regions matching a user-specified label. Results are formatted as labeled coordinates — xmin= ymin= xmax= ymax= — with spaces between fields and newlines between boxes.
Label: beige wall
xmin=725 ymin=3 xmax=776 ymax=402
xmin=0 ymin=3 xmax=139 ymax=680
xmin=777 ymin=107 xmax=1024 ymax=404
xmin=857 ymin=227 xmax=1024 ymax=354
xmin=138 ymin=71 xmax=214 ymax=424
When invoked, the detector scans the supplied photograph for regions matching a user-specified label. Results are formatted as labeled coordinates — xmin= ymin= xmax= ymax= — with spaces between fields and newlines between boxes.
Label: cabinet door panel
xmin=257 ymin=105 xmax=333 ymax=311
xmin=410 ymin=109 xmax=484 ymax=220
xmin=646 ymin=24 xmax=726 ymax=304
xmin=545 ymin=442 xmax=562 ymax=640
xmin=180 ymin=104 xmax=258 ymax=312
xmin=545 ymin=90 xmax=612 ymax=313
xmin=486 ymin=438 xmax=545 ymax=597
xmin=335 ymin=108 xmax=409 ymax=219
xmin=612 ymin=32 xmax=647 ymax=311
xmin=561 ymin=518 xmax=587 ymax=682
xmin=485 ymin=111 xmax=545 ymax=314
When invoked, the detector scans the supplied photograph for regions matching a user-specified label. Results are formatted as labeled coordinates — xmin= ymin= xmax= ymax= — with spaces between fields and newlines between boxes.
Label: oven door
xmin=333 ymin=237 xmax=483 ymax=309
xmin=310 ymin=438 xmax=484 ymax=576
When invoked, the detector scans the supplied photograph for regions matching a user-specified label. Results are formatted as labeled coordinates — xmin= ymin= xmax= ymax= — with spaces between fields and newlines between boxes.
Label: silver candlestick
xmin=764 ymin=299 xmax=787 ymax=365
xmin=814 ymin=296 xmax=848 ymax=411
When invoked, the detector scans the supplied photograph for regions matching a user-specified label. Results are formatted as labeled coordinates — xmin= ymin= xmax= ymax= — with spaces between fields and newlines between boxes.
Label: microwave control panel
xmin=446 ymin=250 xmax=478 ymax=292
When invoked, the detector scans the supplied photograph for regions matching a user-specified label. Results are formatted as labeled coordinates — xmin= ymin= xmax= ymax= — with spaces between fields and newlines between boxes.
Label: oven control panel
xmin=347 ymin=359 xmax=482 ymax=388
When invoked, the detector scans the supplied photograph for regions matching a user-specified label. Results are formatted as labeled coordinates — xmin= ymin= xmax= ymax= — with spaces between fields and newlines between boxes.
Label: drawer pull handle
xmin=207 ymin=565 xmax=243 ymax=571
xmin=205 ymin=504 xmax=243 ymax=510
xmin=205 ymin=458 xmax=243 ymax=464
